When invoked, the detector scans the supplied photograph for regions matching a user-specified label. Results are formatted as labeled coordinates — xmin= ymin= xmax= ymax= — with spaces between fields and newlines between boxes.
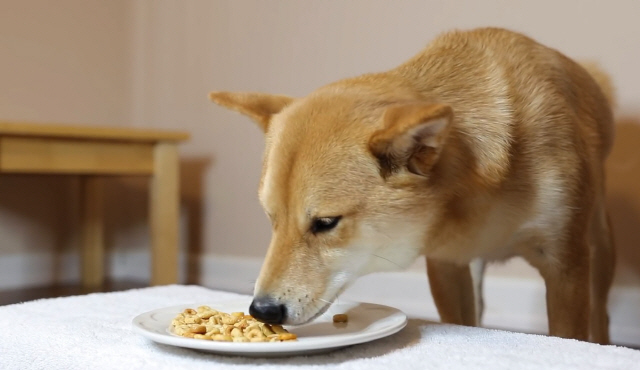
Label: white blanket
xmin=1 ymin=285 xmax=638 ymax=370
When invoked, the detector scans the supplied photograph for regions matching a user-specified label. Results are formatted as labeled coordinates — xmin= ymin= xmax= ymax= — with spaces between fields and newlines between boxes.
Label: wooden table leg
xmin=150 ymin=142 xmax=180 ymax=285
xmin=81 ymin=176 xmax=105 ymax=288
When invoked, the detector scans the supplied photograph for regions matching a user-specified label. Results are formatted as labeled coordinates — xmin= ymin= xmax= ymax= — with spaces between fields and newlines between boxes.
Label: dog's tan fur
xmin=210 ymin=27 xmax=615 ymax=343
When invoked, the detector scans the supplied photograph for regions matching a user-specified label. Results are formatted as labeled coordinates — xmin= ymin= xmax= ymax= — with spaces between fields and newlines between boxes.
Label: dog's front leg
xmin=426 ymin=258 xmax=480 ymax=326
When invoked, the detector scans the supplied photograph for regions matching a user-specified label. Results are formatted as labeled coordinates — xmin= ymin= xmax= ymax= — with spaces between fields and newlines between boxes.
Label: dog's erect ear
xmin=369 ymin=103 xmax=453 ymax=177
xmin=209 ymin=92 xmax=294 ymax=132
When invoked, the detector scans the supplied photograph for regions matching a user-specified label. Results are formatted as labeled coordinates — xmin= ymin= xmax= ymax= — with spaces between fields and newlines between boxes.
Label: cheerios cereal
xmin=170 ymin=306 xmax=297 ymax=342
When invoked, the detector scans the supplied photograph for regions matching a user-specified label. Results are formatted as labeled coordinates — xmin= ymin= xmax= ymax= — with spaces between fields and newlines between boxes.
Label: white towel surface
xmin=1 ymin=285 xmax=638 ymax=370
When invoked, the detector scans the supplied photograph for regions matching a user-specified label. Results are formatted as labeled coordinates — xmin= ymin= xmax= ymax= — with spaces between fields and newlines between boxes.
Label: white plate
xmin=132 ymin=298 xmax=407 ymax=357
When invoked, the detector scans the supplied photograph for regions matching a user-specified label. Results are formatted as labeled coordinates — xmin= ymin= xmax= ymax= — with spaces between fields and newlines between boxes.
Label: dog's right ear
xmin=209 ymin=92 xmax=294 ymax=132
xmin=368 ymin=102 xmax=453 ymax=177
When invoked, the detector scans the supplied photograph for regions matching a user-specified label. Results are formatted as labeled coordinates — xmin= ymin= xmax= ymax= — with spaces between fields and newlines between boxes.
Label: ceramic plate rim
xmin=132 ymin=298 xmax=407 ymax=355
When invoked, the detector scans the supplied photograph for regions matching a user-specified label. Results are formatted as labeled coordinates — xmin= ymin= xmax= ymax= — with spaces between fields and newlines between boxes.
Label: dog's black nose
xmin=249 ymin=297 xmax=287 ymax=324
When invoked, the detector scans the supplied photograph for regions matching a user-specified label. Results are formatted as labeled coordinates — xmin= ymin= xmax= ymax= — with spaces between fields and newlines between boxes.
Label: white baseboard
xmin=0 ymin=250 xmax=154 ymax=290
xmin=2 ymin=251 xmax=639 ymax=346
xmin=0 ymin=252 xmax=81 ymax=289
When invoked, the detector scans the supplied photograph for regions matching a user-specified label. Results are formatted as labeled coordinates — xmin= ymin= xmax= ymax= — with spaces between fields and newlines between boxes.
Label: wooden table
xmin=0 ymin=122 xmax=189 ymax=287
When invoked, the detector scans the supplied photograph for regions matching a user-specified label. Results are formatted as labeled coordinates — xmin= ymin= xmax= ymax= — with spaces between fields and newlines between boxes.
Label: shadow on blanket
xmin=152 ymin=318 xmax=427 ymax=364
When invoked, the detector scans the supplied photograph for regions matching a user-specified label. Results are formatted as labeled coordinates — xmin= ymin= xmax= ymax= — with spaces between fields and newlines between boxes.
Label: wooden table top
xmin=0 ymin=121 xmax=190 ymax=142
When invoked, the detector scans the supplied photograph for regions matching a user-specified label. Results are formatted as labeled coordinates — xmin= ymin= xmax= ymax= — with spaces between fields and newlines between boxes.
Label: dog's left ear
xmin=209 ymin=91 xmax=294 ymax=132
xmin=369 ymin=102 xmax=453 ymax=177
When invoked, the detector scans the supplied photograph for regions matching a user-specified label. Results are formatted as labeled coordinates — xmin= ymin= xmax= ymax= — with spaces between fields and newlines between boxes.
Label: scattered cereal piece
xmin=333 ymin=314 xmax=348 ymax=323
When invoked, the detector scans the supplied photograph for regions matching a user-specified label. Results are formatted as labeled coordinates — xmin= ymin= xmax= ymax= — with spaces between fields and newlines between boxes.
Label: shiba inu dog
xmin=209 ymin=27 xmax=615 ymax=343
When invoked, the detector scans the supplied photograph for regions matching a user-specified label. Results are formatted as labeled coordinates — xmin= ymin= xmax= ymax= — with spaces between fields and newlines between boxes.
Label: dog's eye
xmin=311 ymin=216 xmax=342 ymax=234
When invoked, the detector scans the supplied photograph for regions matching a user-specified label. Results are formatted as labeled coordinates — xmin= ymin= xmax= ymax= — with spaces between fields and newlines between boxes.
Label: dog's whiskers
xmin=245 ymin=279 xmax=256 ymax=286
xmin=370 ymin=253 xmax=404 ymax=269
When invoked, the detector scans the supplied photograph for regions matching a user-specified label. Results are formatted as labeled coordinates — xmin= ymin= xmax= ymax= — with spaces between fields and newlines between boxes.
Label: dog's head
xmin=210 ymin=82 xmax=457 ymax=325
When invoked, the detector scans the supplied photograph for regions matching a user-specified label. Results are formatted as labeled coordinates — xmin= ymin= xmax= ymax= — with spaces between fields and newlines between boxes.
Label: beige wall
xmin=0 ymin=0 xmax=132 ymax=124
xmin=1 ymin=0 xmax=640 ymax=289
